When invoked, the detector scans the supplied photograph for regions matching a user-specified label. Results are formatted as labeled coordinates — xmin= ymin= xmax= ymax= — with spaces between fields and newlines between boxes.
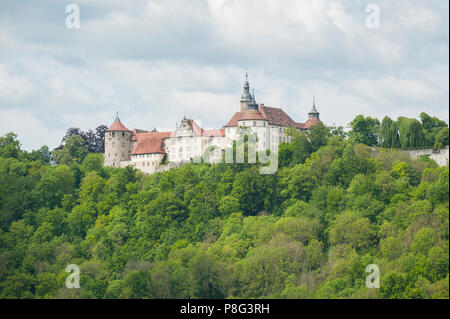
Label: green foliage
xmin=398 ymin=117 xmax=426 ymax=149
xmin=0 ymin=132 xmax=21 ymax=159
xmin=0 ymin=120 xmax=448 ymax=299
xmin=348 ymin=115 xmax=380 ymax=147
xmin=420 ymin=112 xmax=448 ymax=148
xmin=52 ymin=135 xmax=89 ymax=166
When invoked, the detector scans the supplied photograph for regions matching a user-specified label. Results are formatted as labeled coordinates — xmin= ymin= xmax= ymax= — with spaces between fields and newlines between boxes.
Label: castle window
xmin=112 ymin=132 xmax=115 ymax=137
xmin=253 ymin=121 xmax=256 ymax=126
xmin=115 ymin=153 xmax=117 ymax=157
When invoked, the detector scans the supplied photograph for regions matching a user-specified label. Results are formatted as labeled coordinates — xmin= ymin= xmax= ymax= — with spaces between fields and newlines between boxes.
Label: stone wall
xmin=402 ymin=147 xmax=449 ymax=166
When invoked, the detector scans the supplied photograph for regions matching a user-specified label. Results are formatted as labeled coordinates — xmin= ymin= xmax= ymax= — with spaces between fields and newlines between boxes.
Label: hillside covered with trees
xmin=0 ymin=113 xmax=448 ymax=299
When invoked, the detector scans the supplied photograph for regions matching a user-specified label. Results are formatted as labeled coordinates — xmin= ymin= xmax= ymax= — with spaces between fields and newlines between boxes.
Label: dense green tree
xmin=420 ymin=112 xmax=448 ymax=148
xmin=348 ymin=115 xmax=380 ymax=147
xmin=379 ymin=116 xmax=400 ymax=148
xmin=0 ymin=132 xmax=21 ymax=159
xmin=52 ymin=135 xmax=89 ymax=166
xmin=0 ymin=121 xmax=448 ymax=300
xmin=398 ymin=117 xmax=426 ymax=149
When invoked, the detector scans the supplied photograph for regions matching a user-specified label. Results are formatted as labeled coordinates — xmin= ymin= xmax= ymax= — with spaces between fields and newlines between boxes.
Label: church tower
xmin=104 ymin=113 xmax=132 ymax=167
xmin=247 ymin=89 xmax=258 ymax=111
xmin=308 ymin=97 xmax=320 ymax=120
xmin=240 ymin=72 xmax=252 ymax=111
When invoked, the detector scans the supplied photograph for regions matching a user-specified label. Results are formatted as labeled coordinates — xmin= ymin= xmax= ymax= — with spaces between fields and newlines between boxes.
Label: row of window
xmin=133 ymin=161 xmax=157 ymax=167
xmin=132 ymin=154 xmax=159 ymax=159
xmin=171 ymin=146 xmax=199 ymax=153
xmin=106 ymin=142 xmax=127 ymax=147
xmin=239 ymin=121 xmax=267 ymax=127
xmin=107 ymin=132 xmax=128 ymax=138
xmin=107 ymin=153 xmax=126 ymax=158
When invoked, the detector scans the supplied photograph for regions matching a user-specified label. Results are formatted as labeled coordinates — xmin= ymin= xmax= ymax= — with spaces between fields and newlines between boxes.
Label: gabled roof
xmin=107 ymin=120 xmax=131 ymax=132
xmin=259 ymin=106 xmax=297 ymax=127
xmin=225 ymin=105 xmax=321 ymax=129
xmin=131 ymin=131 xmax=172 ymax=155
xmin=131 ymin=129 xmax=148 ymax=141
xmin=186 ymin=119 xmax=204 ymax=136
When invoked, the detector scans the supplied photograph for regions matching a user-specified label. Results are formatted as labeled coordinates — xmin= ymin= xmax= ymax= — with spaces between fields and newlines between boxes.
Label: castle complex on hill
xmin=103 ymin=74 xmax=322 ymax=174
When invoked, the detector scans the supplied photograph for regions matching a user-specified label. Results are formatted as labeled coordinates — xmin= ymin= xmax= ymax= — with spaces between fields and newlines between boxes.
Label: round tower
xmin=104 ymin=113 xmax=132 ymax=167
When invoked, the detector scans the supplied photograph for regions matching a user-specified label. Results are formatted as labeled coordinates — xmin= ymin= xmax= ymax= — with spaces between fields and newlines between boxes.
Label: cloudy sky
xmin=0 ymin=0 xmax=448 ymax=151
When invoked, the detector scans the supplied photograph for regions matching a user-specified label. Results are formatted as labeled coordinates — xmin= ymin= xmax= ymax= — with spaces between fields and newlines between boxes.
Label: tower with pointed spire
xmin=240 ymin=72 xmax=253 ymax=111
xmin=247 ymin=89 xmax=258 ymax=111
xmin=308 ymin=96 xmax=320 ymax=120
xmin=104 ymin=112 xmax=132 ymax=167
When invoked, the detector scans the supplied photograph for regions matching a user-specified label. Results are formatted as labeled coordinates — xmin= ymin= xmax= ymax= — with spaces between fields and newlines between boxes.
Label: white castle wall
xmin=403 ymin=147 xmax=449 ymax=166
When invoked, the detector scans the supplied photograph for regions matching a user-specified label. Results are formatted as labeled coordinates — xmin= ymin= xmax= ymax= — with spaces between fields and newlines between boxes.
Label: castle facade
xmin=104 ymin=75 xmax=321 ymax=174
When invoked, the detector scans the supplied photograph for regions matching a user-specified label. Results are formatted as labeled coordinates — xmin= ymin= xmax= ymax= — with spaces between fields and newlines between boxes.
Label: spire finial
xmin=115 ymin=111 xmax=119 ymax=122
xmin=313 ymin=96 xmax=315 ymax=107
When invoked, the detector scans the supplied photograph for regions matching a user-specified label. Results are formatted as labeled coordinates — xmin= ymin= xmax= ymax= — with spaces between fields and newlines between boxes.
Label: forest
xmin=0 ymin=113 xmax=448 ymax=299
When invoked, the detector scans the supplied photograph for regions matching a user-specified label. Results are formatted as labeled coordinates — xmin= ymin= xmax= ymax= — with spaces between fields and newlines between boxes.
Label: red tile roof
xmin=131 ymin=129 xmax=148 ymax=141
xmin=259 ymin=106 xmax=297 ymax=127
xmin=186 ymin=119 xmax=204 ymax=136
xmin=225 ymin=105 xmax=321 ymax=130
xmin=225 ymin=110 xmax=267 ymax=127
xmin=295 ymin=123 xmax=306 ymax=129
xmin=204 ymin=129 xmax=225 ymax=137
xmin=304 ymin=117 xmax=321 ymax=128
xmin=131 ymin=131 xmax=172 ymax=155
xmin=107 ymin=120 xmax=131 ymax=132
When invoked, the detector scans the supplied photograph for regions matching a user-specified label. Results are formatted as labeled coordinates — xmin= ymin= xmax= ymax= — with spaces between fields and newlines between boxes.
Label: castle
xmin=104 ymin=74 xmax=321 ymax=174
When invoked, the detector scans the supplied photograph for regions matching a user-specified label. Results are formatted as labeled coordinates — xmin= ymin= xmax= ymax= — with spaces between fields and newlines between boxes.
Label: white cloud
xmin=0 ymin=0 xmax=447 ymax=150
xmin=0 ymin=65 xmax=34 ymax=102
xmin=0 ymin=109 xmax=61 ymax=151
